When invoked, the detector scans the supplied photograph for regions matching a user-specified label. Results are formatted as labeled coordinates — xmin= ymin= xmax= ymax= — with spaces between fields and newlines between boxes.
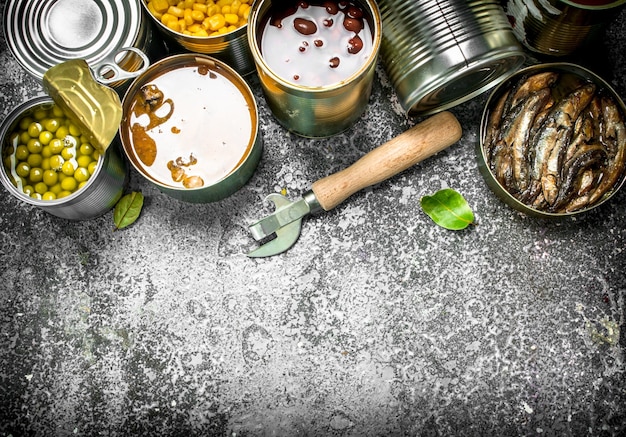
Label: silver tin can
xmin=0 ymin=97 xmax=128 ymax=220
xmin=247 ymin=0 xmax=382 ymax=138
xmin=141 ymin=1 xmax=255 ymax=76
xmin=503 ymin=0 xmax=626 ymax=57
xmin=119 ymin=54 xmax=262 ymax=203
xmin=378 ymin=0 xmax=526 ymax=116
xmin=2 ymin=0 xmax=162 ymax=91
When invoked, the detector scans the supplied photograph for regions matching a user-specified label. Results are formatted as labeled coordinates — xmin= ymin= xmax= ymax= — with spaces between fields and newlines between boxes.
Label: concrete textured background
xmin=1 ymin=4 xmax=625 ymax=437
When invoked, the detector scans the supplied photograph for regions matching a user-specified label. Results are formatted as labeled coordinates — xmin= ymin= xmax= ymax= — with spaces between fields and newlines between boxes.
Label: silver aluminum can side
xmin=378 ymin=0 xmax=526 ymax=116
xmin=2 ymin=0 xmax=162 ymax=91
xmin=502 ymin=0 xmax=626 ymax=57
xmin=0 ymin=97 xmax=128 ymax=220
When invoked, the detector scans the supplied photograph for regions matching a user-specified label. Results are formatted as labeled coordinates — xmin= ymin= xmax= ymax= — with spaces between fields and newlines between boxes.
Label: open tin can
xmin=477 ymin=62 xmax=626 ymax=218
xmin=2 ymin=0 xmax=161 ymax=91
xmin=119 ymin=54 xmax=262 ymax=203
xmin=247 ymin=0 xmax=382 ymax=138
xmin=378 ymin=0 xmax=526 ymax=116
xmin=140 ymin=0 xmax=255 ymax=76
xmin=0 ymin=62 xmax=128 ymax=220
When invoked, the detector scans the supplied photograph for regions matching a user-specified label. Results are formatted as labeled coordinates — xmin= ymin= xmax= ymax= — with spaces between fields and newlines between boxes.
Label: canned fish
xmin=247 ymin=0 xmax=382 ymax=138
xmin=378 ymin=0 xmax=526 ymax=116
xmin=502 ymin=0 xmax=626 ymax=57
xmin=3 ymin=0 xmax=163 ymax=91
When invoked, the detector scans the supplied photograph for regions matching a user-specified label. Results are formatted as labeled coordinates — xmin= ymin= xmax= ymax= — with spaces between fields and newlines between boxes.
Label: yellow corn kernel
xmin=151 ymin=0 xmax=170 ymax=13
xmin=168 ymin=0 xmax=178 ymax=5
xmin=191 ymin=10 xmax=205 ymax=21
xmin=196 ymin=0 xmax=207 ymax=3
xmin=221 ymin=5 xmax=231 ymax=14
xmin=183 ymin=0 xmax=194 ymax=8
xmin=167 ymin=5 xmax=184 ymax=17
xmin=178 ymin=18 xmax=187 ymax=32
xmin=207 ymin=4 xmax=220 ymax=16
xmin=147 ymin=2 xmax=163 ymax=19
xmin=184 ymin=8 xmax=193 ymax=25
xmin=188 ymin=23 xmax=203 ymax=33
xmin=183 ymin=30 xmax=192 ymax=35
xmin=231 ymin=0 xmax=241 ymax=13
xmin=192 ymin=3 xmax=207 ymax=13
xmin=160 ymin=12 xmax=177 ymax=25
xmin=192 ymin=29 xmax=209 ymax=37
xmin=217 ymin=26 xmax=229 ymax=34
xmin=166 ymin=19 xmax=181 ymax=32
xmin=224 ymin=13 xmax=238 ymax=25
xmin=217 ymin=0 xmax=233 ymax=5
xmin=240 ymin=4 xmax=250 ymax=20
xmin=206 ymin=13 xmax=225 ymax=30
xmin=227 ymin=24 xmax=237 ymax=32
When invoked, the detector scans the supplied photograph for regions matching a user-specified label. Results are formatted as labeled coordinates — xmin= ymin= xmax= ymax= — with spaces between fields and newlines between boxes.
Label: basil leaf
xmin=113 ymin=192 xmax=144 ymax=230
xmin=420 ymin=188 xmax=475 ymax=230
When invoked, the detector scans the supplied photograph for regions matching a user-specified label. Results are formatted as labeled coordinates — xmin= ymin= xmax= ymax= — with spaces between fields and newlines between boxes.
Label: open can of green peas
xmin=0 ymin=63 xmax=128 ymax=220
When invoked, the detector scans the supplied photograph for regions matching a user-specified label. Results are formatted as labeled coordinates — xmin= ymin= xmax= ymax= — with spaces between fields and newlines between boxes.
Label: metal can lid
xmin=3 ymin=0 xmax=144 ymax=81
xmin=43 ymin=59 xmax=122 ymax=155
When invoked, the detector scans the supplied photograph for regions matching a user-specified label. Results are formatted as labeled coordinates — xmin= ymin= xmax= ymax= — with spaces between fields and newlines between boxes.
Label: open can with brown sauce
xmin=119 ymin=54 xmax=262 ymax=203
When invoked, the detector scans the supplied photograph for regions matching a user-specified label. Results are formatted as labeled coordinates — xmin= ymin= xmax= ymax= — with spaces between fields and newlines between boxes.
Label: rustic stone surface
xmin=1 ymin=7 xmax=625 ymax=437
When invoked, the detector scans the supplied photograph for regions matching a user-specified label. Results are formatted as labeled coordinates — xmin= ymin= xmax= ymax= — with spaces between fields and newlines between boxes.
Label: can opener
xmin=247 ymin=111 xmax=463 ymax=257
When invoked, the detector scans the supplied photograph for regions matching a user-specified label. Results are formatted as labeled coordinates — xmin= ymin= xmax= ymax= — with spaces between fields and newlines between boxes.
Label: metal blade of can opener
xmin=247 ymin=111 xmax=463 ymax=257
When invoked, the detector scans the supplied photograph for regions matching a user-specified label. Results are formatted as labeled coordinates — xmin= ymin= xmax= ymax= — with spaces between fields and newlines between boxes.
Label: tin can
xmin=2 ymin=0 xmax=162 ymax=91
xmin=247 ymin=0 xmax=382 ymax=138
xmin=477 ymin=62 xmax=626 ymax=217
xmin=140 ymin=1 xmax=255 ymax=76
xmin=119 ymin=54 xmax=262 ymax=203
xmin=0 ymin=96 xmax=128 ymax=220
xmin=378 ymin=0 xmax=526 ymax=116
xmin=502 ymin=0 xmax=626 ymax=57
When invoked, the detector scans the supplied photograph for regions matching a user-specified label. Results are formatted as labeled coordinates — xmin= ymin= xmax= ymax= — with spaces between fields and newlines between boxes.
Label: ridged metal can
xmin=378 ymin=0 xmax=526 ymax=116
xmin=2 ymin=0 xmax=162 ymax=91
xmin=0 ymin=96 xmax=128 ymax=220
xmin=502 ymin=0 xmax=626 ymax=57
xmin=247 ymin=0 xmax=382 ymax=138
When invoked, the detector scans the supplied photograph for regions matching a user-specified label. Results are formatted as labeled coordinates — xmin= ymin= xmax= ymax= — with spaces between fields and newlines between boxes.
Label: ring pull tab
xmin=92 ymin=47 xmax=150 ymax=85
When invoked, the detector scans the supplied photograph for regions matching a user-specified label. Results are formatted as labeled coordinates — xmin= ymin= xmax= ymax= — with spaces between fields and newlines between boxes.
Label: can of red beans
xmin=247 ymin=0 xmax=382 ymax=137
xmin=3 ymin=0 xmax=163 ymax=92
xmin=377 ymin=0 xmax=526 ymax=116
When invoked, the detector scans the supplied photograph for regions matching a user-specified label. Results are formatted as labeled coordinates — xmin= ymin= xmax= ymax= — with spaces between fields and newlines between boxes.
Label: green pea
xmin=49 ymin=155 xmax=64 ymax=170
xmin=15 ymin=162 xmax=30 ymax=178
xmin=34 ymin=182 xmax=48 ymax=195
xmin=26 ymin=154 xmax=43 ymax=168
xmin=74 ymin=167 xmax=89 ymax=183
xmin=61 ymin=176 xmax=77 ymax=192
xmin=27 ymin=138 xmax=42 ymax=154
xmin=61 ymin=160 xmax=76 ymax=176
xmin=15 ymin=145 xmax=29 ymax=161
xmin=43 ymin=170 xmax=58 ymax=186
xmin=42 ymin=191 xmax=57 ymax=201
xmin=27 ymin=122 xmax=42 ymax=138
xmin=49 ymin=138 xmax=64 ymax=155
xmin=19 ymin=116 xmax=34 ymax=131
xmin=29 ymin=167 xmax=44 ymax=183
xmin=39 ymin=130 xmax=54 ymax=146
xmin=43 ymin=118 xmax=60 ymax=133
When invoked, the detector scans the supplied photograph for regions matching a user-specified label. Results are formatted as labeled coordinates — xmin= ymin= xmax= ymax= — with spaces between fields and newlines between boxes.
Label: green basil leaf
xmin=420 ymin=188 xmax=475 ymax=230
xmin=113 ymin=192 xmax=144 ymax=230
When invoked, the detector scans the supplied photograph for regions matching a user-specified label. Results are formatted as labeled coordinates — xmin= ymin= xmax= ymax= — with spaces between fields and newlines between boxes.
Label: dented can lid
xmin=3 ymin=0 xmax=146 ymax=82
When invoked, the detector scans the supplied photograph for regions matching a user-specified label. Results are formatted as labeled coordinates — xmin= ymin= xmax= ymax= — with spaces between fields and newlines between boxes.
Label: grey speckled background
xmin=1 ymin=3 xmax=625 ymax=437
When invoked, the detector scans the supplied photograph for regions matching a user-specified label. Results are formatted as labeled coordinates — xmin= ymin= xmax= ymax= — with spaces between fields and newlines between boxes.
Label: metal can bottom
xmin=399 ymin=45 xmax=526 ymax=116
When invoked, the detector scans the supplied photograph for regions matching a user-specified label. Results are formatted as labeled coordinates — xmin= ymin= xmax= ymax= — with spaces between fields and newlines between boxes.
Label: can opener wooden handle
xmin=247 ymin=111 xmax=463 ymax=257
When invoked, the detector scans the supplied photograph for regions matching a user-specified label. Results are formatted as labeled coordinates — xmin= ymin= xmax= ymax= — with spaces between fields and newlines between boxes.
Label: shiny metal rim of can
xmin=247 ymin=0 xmax=383 ymax=93
xmin=477 ymin=62 xmax=626 ymax=218
xmin=2 ymin=0 xmax=146 ymax=81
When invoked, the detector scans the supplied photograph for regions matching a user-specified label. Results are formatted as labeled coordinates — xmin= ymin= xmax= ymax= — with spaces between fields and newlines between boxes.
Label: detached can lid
xmin=3 ymin=0 xmax=144 ymax=82
xmin=43 ymin=59 xmax=122 ymax=155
